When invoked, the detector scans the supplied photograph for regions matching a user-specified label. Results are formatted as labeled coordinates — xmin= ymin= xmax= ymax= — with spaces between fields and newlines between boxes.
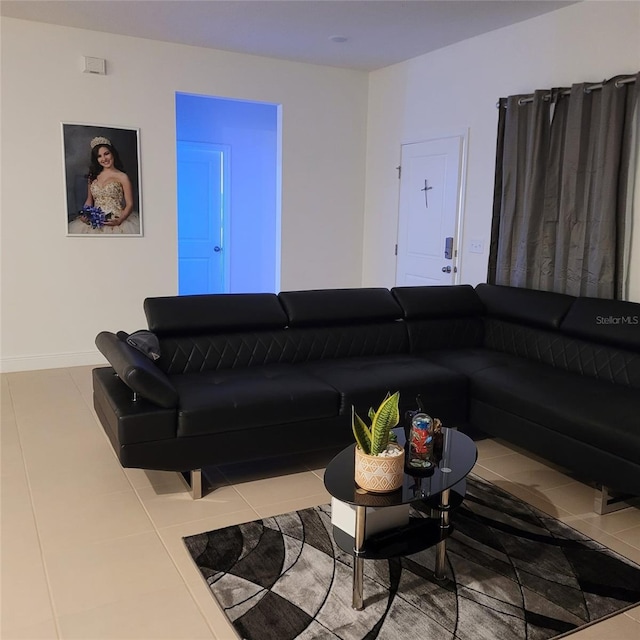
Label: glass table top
xmin=324 ymin=427 xmax=478 ymax=508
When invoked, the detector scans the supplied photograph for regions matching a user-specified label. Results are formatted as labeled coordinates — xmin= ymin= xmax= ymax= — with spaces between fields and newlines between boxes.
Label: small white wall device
xmin=83 ymin=56 xmax=106 ymax=75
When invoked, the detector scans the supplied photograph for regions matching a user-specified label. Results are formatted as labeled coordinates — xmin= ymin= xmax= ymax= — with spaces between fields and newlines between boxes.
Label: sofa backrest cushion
xmin=144 ymin=293 xmax=287 ymax=336
xmin=560 ymin=297 xmax=640 ymax=352
xmin=283 ymin=322 xmax=409 ymax=362
xmin=484 ymin=318 xmax=640 ymax=388
xmin=276 ymin=288 xmax=408 ymax=362
xmin=278 ymin=288 xmax=402 ymax=326
xmin=391 ymin=285 xmax=483 ymax=319
xmin=156 ymin=330 xmax=291 ymax=374
xmin=147 ymin=289 xmax=409 ymax=374
xmin=391 ymin=285 xmax=484 ymax=352
xmin=476 ymin=283 xmax=574 ymax=330
xmin=404 ymin=317 xmax=484 ymax=353
xmin=156 ymin=322 xmax=410 ymax=373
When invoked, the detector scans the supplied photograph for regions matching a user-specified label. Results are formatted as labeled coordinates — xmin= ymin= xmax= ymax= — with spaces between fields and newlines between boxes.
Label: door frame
xmin=396 ymin=128 xmax=469 ymax=286
xmin=177 ymin=140 xmax=232 ymax=293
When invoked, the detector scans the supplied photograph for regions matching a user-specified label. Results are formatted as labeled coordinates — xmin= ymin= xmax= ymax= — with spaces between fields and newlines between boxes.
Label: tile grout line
xmin=7 ymin=372 xmax=63 ymax=640
xmin=142 ymin=481 xmax=260 ymax=640
xmin=610 ymin=521 xmax=640 ymax=537
xmin=573 ymin=515 xmax=640 ymax=542
xmin=28 ymin=368 xmax=166 ymax=634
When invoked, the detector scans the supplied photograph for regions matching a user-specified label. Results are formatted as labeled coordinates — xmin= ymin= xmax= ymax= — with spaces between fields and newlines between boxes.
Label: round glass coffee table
xmin=324 ymin=427 xmax=477 ymax=610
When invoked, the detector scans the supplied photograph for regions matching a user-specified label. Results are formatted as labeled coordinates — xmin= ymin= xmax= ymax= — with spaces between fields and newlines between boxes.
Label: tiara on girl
xmin=90 ymin=136 xmax=111 ymax=149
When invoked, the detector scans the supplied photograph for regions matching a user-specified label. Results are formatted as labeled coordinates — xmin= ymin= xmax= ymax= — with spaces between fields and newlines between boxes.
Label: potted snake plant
xmin=352 ymin=391 xmax=405 ymax=493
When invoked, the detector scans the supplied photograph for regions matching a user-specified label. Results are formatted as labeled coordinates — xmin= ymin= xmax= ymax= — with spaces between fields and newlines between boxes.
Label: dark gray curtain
xmin=488 ymin=72 xmax=639 ymax=299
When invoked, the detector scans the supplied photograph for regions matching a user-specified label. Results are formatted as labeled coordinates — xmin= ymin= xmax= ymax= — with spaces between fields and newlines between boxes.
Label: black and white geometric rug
xmin=184 ymin=475 xmax=640 ymax=640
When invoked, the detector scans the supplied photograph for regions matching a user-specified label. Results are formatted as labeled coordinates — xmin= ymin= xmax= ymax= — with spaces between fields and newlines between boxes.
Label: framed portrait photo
xmin=62 ymin=123 xmax=143 ymax=236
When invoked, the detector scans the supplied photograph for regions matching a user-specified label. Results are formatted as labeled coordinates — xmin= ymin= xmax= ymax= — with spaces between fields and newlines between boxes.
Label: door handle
xmin=214 ymin=246 xmax=222 ymax=252
xmin=442 ymin=266 xmax=452 ymax=273
xmin=444 ymin=236 xmax=453 ymax=260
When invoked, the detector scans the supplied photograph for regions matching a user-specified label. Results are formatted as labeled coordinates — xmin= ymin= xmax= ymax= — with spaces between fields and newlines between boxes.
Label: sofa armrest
xmin=95 ymin=331 xmax=179 ymax=408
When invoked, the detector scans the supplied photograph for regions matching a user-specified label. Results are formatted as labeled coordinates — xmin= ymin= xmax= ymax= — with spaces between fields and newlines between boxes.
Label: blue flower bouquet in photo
xmin=78 ymin=205 xmax=110 ymax=229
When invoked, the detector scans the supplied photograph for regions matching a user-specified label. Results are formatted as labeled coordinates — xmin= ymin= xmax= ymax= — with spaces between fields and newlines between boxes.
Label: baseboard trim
xmin=0 ymin=350 xmax=107 ymax=373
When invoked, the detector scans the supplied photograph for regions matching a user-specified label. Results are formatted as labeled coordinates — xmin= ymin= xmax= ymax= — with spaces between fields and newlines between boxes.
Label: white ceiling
xmin=1 ymin=0 xmax=576 ymax=71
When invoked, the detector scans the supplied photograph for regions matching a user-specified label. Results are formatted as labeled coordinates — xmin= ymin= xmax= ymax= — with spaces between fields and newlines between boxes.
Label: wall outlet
xmin=469 ymin=239 xmax=484 ymax=254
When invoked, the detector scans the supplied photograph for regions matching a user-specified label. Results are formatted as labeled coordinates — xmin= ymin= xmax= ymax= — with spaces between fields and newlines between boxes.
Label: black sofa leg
xmin=594 ymin=486 xmax=638 ymax=514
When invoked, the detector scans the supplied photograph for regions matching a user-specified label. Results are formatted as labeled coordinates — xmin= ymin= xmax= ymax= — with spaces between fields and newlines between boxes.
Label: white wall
xmin=0 ymin=18 xmax=369 ymax=371
xmin=363 ymin=1 xmax=640 ymax=301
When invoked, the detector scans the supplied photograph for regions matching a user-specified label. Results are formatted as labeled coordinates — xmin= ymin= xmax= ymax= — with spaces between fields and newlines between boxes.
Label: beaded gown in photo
xmin=68 ymin=180 xmax=140 ymax=235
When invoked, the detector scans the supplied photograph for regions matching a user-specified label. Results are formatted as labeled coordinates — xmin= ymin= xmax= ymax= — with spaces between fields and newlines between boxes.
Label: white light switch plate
xmin=469 ymin=239 xmax=484 ymax=254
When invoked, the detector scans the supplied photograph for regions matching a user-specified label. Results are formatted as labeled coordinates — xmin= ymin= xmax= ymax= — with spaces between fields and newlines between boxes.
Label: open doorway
xmin=175 ymin=93 xmax=281 ymax=294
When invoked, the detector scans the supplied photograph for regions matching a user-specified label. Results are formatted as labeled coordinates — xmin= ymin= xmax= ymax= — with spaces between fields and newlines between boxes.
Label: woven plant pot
xmin=354 ymin=444 xmax=405 ymax=493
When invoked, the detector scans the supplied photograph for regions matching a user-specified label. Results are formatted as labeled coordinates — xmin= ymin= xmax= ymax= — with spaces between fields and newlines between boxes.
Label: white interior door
xmin=177 ymin=142 xmax=230 ymax=295
xmin=395 ymin=136 xmax=463 ymax=286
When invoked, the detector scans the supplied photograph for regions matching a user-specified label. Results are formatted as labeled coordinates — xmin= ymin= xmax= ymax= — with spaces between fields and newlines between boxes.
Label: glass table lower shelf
xmin=332 ymin=486 xmax=466 ymax=560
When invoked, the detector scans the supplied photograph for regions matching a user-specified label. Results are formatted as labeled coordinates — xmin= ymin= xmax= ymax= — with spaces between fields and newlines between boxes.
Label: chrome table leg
xmin=353 ymin=505 xmax=366 ymax=610
xmin=434 ymin=487 xmax=450 ymax=580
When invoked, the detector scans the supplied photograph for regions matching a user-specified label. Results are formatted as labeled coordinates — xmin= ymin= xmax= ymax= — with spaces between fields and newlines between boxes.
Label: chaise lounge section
xmin=394 ymin=284 xmax=640 ymax=509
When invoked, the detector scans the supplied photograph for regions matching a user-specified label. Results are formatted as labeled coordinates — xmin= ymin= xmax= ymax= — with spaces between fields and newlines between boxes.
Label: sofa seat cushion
xmin=170 ymin=365 xmax=340 ymax=437
xmin=468 ymin=360 xmax=640 ymax=465
xmin=424 ymin=348 xmax=523 ymax=376
xmin=300 ymin=355 xmax=468 ymax=422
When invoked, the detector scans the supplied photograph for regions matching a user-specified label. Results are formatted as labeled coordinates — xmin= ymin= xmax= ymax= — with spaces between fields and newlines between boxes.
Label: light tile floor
xmin=1 ymin=366 xmax=639 ymax=639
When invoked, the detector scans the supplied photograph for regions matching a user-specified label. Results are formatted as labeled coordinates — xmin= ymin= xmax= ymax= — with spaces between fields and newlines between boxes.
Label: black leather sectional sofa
xmin=93 ymin=284 xmax=640 ymax=503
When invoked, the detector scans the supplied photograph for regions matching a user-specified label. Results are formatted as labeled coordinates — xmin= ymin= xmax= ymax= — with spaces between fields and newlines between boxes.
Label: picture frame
xmin=62 ymin=123 xmax=143 ymax=236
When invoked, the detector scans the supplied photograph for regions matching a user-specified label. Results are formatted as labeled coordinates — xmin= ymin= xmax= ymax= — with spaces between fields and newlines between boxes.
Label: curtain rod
xmin=496 ymin=76 xmax=637 ymax=108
